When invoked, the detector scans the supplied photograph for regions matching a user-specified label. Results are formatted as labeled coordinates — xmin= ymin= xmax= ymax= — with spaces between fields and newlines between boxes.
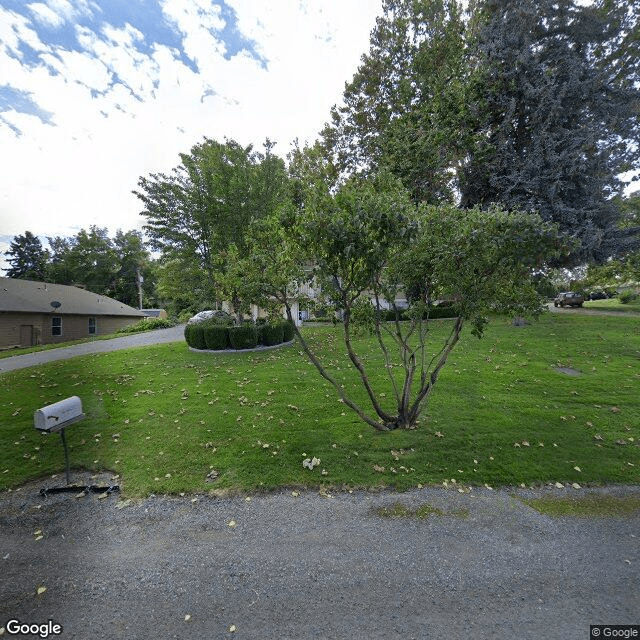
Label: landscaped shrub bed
xmin=185 ymin=319 xmax=295 ymax=351
xmin=117 ymin=318 xmax=175 ymax=334
xmin=228 ymin=324 xmax=258 ymax=350
xmin=203 ymin=323 xmax=229 ymax=350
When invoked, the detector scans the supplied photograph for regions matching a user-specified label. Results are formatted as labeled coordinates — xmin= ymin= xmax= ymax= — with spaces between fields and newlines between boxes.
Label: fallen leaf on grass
xmin=610 ymin=406 xmax=621 ymax=413
xmin=373 ymin=465 xmax=385 ymax=473
xmin=302 ymin=457 xmax=320 ymax=470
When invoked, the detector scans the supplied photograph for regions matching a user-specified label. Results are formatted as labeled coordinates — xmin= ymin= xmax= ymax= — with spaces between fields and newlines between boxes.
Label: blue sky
xmin=0 ymin=0 xmax=381 ymax=265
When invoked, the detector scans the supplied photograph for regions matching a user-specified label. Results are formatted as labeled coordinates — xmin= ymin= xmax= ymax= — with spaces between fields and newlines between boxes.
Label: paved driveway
xmin=0 ymin=325 xmax=186 ymax=374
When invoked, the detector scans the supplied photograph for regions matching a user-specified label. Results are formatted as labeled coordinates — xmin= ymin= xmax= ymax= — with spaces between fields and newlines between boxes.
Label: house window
xmin=88 ymin=317 xmax=96 ymax=335
xmin=51 ymin=316 xmax=62 ymax=336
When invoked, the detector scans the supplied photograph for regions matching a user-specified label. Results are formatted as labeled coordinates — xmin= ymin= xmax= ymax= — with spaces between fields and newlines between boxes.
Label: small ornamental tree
xmin=251 ymin=165 xmax=569 ymax=431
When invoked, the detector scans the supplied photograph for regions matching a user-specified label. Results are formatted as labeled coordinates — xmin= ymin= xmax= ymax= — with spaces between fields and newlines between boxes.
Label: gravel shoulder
xmin=1 ymin=476 xmax=638 ymax=640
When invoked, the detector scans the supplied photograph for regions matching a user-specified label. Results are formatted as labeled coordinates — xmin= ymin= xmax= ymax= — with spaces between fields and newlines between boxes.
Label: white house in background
xmin=0 ymin=277 xmax=144 ymax=349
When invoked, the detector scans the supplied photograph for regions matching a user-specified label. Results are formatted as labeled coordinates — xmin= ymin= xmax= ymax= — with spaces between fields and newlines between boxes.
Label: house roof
xmin=0 ymin=278 xmax=145 ymax=317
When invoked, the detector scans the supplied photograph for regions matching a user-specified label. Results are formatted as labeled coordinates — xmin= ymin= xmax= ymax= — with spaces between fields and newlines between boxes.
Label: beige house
xmin=0 ymin=277 xmax=144 ymax=349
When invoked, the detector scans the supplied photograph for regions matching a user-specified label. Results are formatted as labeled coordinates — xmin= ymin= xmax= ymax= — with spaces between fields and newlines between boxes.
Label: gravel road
xmin=1 ymin=476 xmax=638 ymax=640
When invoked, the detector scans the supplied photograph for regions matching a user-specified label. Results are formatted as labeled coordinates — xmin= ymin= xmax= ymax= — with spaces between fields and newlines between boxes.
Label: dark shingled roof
xmin=0 ymin=278 xmax=145 ymax=317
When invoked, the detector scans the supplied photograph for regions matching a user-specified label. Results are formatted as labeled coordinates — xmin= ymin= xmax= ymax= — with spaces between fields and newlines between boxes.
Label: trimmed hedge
xmin=186 ymin=319 xmax=295 ymax=351
xmin=261 ymin=323 xmax=285 ymax=346
xmin=281 ymin=320 xmax=295 ymax=342
xmin=228 ymin=324 xmax=258 ymax=350
xmin=204 ymin=323 xmax=229 ymax=350
xmin=187 ymin=323 xmax=207 ymax=350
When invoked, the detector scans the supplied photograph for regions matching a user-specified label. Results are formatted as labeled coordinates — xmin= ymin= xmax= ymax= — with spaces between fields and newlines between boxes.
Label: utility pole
xmin=137 ymin=268 xmax=143 ymax=310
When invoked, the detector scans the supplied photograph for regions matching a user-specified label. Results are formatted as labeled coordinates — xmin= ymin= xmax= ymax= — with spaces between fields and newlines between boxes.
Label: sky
xmin=0 ymin=0 xmax=382 ymax=268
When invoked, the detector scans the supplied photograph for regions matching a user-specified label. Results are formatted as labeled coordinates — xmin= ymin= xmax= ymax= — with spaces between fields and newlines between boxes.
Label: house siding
xmin=0 ymin=312 xmax=140 ymax=349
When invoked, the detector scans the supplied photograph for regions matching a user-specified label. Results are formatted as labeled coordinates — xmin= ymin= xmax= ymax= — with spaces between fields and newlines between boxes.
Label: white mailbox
xmin=34 ymin=396 xmax=85 ymax=433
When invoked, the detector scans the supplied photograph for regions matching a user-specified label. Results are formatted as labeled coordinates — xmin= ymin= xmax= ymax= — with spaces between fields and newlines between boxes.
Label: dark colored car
xmin=588 ymin=290 xmax=608 ymax=300
xmin=554 ymin=292 xmax=584 ymax=307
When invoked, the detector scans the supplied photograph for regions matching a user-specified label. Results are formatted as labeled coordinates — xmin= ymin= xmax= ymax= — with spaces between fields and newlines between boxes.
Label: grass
xmin=373 ymin=501 xmax=469 ymax=519
xmin=0 ymin=313 xmax=638 ymax=496
xmin=584 ymin=297 xmax=640 ymax=313
xmin=519 ymin=494 xmax=640 ymax=518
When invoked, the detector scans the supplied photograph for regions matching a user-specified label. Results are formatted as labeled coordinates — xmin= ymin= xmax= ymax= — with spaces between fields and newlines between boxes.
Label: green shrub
xmin=228 ymin=324 xmax=258 ymax=350
xmin=400 ymin=305 xmax=460 ymax=321
xmin=281 ymin=320 xmax=295 ymax=342
xmin=261 ymin=323 xmax=284 ymax=346
xmin=187 ymin=323 xmax=207 ymax=350
xmin=203 ymin=323 xmax=229 ymax=350
xmin=619 ymin=290 xmax=638 ymax=304
xmin=117 ymin=318 xmax=175 ymax=334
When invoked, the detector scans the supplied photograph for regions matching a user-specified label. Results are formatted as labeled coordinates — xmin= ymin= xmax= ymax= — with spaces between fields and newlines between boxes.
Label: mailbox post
xmin=34 ymin=396 xmax=85 ymax=485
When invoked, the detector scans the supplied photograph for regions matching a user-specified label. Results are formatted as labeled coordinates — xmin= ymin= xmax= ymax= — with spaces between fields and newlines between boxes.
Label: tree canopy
xmin=3 ymin=231 xmax=48 ymax=280
xmin=321 ymin=0 xmax=640 ymax=264
xmin=135 ymin=137 xmax=290 ymax=315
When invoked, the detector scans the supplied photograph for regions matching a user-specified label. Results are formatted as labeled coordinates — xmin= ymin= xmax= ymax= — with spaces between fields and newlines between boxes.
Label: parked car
xmin=554 ymin=292 xmax=584 ymax=307
xmin=588 ymin=290 xmax=609 ymax=300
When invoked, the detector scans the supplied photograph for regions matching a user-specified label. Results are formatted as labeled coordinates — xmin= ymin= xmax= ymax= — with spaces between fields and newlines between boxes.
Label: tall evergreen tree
xmin=3 ymin=231 xmax=48 ymax=280
xmin=322 ymin=0 xmax=639 ymax=264
xmin=461 ymin=0 xmax=640 ymax=264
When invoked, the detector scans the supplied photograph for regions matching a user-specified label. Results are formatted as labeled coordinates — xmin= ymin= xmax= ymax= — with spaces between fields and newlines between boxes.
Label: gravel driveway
xmin=1 ymin=476 xmax=638 ymax=640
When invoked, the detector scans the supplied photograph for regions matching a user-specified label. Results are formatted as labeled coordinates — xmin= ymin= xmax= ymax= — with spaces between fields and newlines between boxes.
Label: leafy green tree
xmin=321 ymin=0 xmax=474 ymax=204
xmin=46 ymin=226 xmax=119 ymax=295
xmin=253 ymin=155 xmax=568 ymax=431
xmin=3 ymin=231 xmax=49 ymax=280
xmin=135 ymin=138 xmax=289 ymax=313
xmin=322 ymin=0 xmax=640 ymax=264
xmin=460 ymin=0 xmax=640 ymax=264
xmin=111 ymin=230 xmax=155 ymax=308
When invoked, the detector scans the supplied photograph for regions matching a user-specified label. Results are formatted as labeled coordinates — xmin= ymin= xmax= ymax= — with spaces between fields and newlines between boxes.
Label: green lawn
xmin=584 ymin=297 xmax=640 ymax=313
xmin=1 ymin=313 xmax=638 ymax=496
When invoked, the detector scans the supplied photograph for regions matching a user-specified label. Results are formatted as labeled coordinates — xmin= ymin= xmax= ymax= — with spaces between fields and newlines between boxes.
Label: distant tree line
xmin=3 ymin=227 xmax=158 ymax=309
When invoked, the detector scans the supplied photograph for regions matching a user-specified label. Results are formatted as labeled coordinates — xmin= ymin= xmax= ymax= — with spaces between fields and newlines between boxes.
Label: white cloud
xmin=0 ymin=0 xmax=382 ymax=270
xmin=0 ymin=7 xmax=50 ymax=58
xmin=27 ymin=0 xmax=99 ymax=28
xmin=27 ymin=2 xmax=66 ymax=29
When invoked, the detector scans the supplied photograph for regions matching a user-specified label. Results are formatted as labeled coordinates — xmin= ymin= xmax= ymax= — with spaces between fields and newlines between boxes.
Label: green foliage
xmin=44 ymin=226 xmax=156 ymax=307
xmin=619 ymin=290 xmax=639 ymax=304
xmin=136 ymin=138 xmax=290 ymax=314
xmin=260 ymin=323 xmax=285 ymax=346
xmin=186 ymin=324 xmax=207 ymax=350
xmin=273 ymin=165 xmax=568 ymax=430
xmin=228 ymin=324 xmax=258 ymax=350
xmin=281 ymin=320 xmax=295 ymax=342
xmin=116 ymin=318 xmax=174 ymax=334
xmin=462 ymin=0 xmax=640 ymax=264
xmin=322 ymin=0 xmax=640 ymax=264
xmin=1 ymin=315 xmax=639 ymax=495
xmin=3 ymin=231 xmax=48 ymax=280
xmin=203 ymin=323 xmax=230 ymax=350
